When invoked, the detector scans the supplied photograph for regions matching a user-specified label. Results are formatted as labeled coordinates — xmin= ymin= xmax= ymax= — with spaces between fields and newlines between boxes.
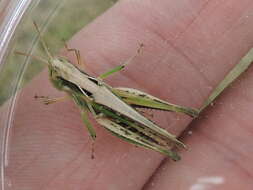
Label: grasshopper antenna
xmin=14 ymin=51 xmax=48 ymax=64
xmin=32 ymin=20 xmax=53 ymax=60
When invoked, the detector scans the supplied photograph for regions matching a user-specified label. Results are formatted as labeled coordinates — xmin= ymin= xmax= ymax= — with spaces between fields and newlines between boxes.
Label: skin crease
xmin=2 ymin=0 xmax=253 ymax=189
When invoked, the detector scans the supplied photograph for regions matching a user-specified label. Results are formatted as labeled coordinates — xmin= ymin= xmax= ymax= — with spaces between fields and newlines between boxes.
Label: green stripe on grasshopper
xmin=112 ymin=87 xmax=199 ymax=118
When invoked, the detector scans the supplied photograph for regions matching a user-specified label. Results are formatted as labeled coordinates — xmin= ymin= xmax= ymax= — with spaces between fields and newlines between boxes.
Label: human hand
xmin=6 ymin=0 xmax=253 ymax=189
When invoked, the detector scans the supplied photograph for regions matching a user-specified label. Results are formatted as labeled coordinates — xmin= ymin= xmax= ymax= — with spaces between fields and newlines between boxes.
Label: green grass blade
xmin=201 ymin=48 xmax=253 ymax=111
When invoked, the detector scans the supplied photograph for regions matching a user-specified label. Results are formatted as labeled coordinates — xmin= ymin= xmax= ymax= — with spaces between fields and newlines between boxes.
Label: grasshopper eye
xmin=58 ymin=58 xmax=64 ymax=62
xmin=58 ymin=57 xmax=71 ymax=63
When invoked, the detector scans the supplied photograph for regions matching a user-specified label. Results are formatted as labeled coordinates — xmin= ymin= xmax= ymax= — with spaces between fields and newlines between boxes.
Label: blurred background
xmin=0 ymin=0 xmax=118 ymax=106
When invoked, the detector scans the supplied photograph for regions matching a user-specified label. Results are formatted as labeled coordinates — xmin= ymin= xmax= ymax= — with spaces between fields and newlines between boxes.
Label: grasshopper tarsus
xmin=172 ymin=154 xmax=181 ymax=162
xmin=34 ymin=95 xmax=49 ymax=100
xmin=34 ymin=94 xmax=42 ymax=99
xmin=34 ymin=95 xmax=68 ymax=105
xmin=91 ymin=141 xmax=95 ymax=159
xmin=137 ymin=43 xmax=144 ymax=54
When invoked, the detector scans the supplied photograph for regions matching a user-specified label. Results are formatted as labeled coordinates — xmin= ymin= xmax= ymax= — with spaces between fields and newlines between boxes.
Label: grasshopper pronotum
xmin=16 ymin=22 xmax=199 ymax=161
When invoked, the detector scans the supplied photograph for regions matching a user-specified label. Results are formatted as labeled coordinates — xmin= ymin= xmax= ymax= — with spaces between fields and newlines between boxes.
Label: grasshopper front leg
xmin=81 ymin=109 xmax=96 ymax=140
xmin=72 ymin=93 xmax=97 ymax=159
xmin=81 ymin=109 xmax=96 ymax=159
xmin=71 ymin=91 xmax=97 ymax=140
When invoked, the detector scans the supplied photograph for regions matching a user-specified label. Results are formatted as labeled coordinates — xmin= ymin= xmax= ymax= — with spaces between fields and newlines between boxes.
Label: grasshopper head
xmin=49 ymin=56 xmax=74 ymax=79
xmin=48 ymin=56 xmax=81 ymax=91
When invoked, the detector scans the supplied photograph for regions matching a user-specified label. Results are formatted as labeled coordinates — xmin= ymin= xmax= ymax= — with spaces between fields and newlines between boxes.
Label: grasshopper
xmin=16 ymin=22 xmax=199 ymax=161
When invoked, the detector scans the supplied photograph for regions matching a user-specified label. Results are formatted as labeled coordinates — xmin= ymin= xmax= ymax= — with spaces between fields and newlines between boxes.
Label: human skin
xmin=3 ymin=0 xmax=253 ymax=189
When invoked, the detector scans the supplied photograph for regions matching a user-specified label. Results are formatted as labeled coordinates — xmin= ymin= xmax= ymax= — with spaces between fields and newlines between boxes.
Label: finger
xmin=6 ymin=0 xmax=253 ymax=189
xmin=144 ymin=67 xmax=253 ymax=190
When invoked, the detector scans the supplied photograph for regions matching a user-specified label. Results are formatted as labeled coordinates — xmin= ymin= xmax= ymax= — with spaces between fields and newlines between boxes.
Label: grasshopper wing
xmin=96 ymin=117 xmax=181 ymax=161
